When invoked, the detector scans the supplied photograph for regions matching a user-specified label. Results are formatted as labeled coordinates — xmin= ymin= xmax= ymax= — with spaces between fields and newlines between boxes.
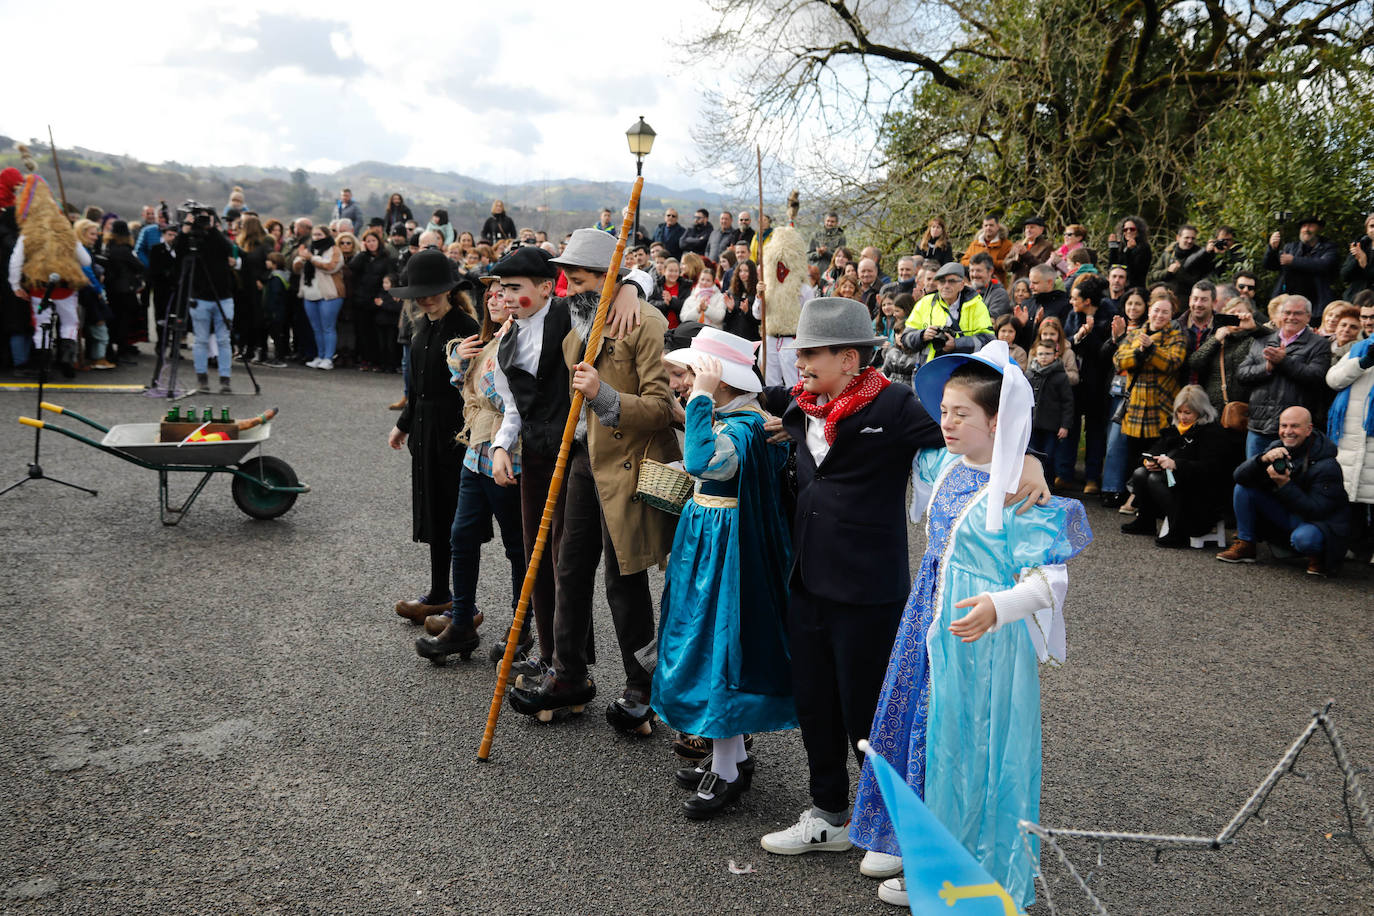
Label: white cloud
xmin=2 ymin=0 xmax=726 ymax=192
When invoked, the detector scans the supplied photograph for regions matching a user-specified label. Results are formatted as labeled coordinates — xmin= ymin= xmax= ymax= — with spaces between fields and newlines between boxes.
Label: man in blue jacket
xmin=1217 ymin=405 xmax=1349 ymax=575
xmin=651 ymin=208 xmax=685 ymax=258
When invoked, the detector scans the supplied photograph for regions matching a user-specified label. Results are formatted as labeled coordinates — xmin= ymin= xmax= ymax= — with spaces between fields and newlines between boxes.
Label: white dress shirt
xmin=490 ymin=304 xmax=550 ymax=453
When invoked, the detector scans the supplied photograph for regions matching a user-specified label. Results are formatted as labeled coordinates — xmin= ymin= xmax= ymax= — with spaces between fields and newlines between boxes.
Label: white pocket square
xmin=859 ymin=426 xmax=884 ymax=434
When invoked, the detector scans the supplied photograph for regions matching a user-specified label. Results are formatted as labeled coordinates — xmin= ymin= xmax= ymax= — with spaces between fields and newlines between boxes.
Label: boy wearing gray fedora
xmin=756 ymin=297 xmax=1049 ymax=867
xmin=487 ymin=243 xmax=645 ymax=670
xmin=508 ymin=229 xmax=680 ymax=735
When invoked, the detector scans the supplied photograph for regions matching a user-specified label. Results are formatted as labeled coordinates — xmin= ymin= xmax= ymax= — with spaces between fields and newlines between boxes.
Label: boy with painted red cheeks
xmin=757 ymin=298 xmax=1051 ymax=861
xmin=487 ymin=245 xmax=643 ymax=673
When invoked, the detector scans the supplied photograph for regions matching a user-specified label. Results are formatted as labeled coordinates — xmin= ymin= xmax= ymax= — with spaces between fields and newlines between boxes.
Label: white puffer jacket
xmin=1325 ymin=349 xmax=1374 ymax=504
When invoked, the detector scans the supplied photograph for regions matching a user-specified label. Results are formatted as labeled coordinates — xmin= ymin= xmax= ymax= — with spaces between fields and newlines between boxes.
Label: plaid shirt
xmin=1113 ymin=325 xmax=1186 ymax=439
xmin=462 ymin=361 xmax=523 ymax=478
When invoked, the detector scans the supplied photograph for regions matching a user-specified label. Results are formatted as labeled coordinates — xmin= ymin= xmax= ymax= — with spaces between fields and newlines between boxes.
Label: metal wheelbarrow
xmin=18 ymin=402 xmax=310 ymax=526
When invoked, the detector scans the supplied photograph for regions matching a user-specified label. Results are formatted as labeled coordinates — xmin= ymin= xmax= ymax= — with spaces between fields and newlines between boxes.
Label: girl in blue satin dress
xmin=650 ymin=329 xmax=796 ymax=821
xmin=850 ymin=342 xmax=1092 ymax=910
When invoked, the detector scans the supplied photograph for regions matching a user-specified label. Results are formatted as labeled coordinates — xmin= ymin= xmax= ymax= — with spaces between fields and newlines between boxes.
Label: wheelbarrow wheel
xmin=232 ymin=455 xmax=300 ymax=520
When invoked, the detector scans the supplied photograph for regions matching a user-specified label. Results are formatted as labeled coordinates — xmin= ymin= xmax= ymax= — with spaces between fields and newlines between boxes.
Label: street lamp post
xmin=625 ymin=116 xmax=656 ymax=245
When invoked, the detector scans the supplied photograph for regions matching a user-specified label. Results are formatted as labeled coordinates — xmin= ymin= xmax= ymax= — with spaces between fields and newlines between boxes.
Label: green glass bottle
xmin=202 ymin=407 xmax=214 ymax=423
xmin=166 ymin=406 xmax=180 ymax=422
xmin=219 ymin=406 xmax=231 ymax=424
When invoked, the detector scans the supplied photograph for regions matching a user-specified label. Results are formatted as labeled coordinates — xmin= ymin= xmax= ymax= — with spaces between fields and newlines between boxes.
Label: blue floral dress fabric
xmin=851 ymin=450 xmax=1092 ymax=912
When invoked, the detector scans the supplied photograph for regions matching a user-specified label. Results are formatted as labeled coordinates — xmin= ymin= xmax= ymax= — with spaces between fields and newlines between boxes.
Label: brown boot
xmin=395 ymin=596 xmax=452 ymax=624
xmin=1305 ymin=557 xmax=1328 ymax=577
xmin=388 ymin=396 xmax=407 ymax=411
xmin=1216 ymin=539 xmax=1257 ymax=563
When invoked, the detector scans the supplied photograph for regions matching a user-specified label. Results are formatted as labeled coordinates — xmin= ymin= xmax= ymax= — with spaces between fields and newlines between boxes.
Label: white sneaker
xmin=317 ymin=358 xmax=333 ymax=370
xmin=877 ymin=877 xmax=908 ymax=907
xmin=760 ymin=809 xmax=852 ymax=855
xmin=860 ymin=850 xmax=903 ymax=878
xmin=306 ymin=358 xmax=322 ymax=368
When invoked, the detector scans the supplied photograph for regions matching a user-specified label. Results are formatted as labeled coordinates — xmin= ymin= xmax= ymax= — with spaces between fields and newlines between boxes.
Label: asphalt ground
xmin=2 ymin=355 xmax=1372 ymax=915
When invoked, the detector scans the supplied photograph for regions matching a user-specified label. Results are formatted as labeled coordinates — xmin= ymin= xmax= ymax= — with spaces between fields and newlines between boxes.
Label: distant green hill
xmin=0 ymin=136 xmax=733 ymax=241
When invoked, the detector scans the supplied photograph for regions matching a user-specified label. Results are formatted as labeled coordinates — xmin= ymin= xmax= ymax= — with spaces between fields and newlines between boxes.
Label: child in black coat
xmin=1027 ymin=340 xmax=1074 ymax=479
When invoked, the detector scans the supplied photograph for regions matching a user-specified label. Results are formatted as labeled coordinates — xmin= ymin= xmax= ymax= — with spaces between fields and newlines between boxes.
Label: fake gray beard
xmin=568 ymin=291 xmax=599 ymax=344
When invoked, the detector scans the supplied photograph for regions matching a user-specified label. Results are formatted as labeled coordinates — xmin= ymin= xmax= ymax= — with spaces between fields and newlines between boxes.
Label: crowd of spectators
xmin=4 ymin=188 xmax=1372 ymax=574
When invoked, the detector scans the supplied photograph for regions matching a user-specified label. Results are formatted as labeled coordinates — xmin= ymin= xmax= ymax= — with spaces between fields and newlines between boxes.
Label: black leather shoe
xmin=675 ymin=754 xmax=756 ymax=791
xmin=606 ymin=699 xmax=655 ymax=736
xmin=682 ymin=771 xmax=746 ymax=820
xmin=1099 ymin=491 xmax=1125 ymax=509
xmin=415 ymin=623 xmax=480 ymax=664
xmin=508 ymin=675 xmax=596 ymax=717
xmin=1120 ymin=518 xmax=1155 ymax=536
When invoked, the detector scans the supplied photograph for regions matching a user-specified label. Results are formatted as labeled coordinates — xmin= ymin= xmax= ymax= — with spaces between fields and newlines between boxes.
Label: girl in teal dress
xmin=850 ymin=340 xmax=1092 ymax=911
xmin=651 ymin=328 xmax=796 ymax=821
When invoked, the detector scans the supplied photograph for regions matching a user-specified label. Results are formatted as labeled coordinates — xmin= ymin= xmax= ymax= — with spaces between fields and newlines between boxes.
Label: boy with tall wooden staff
xmin=755 ymin=298 xmax=1051 ymax=868
xmin=486 ymin=245 xmax=644 ymax=671
xmin=508 ymin=228 xmax=679 ymax=734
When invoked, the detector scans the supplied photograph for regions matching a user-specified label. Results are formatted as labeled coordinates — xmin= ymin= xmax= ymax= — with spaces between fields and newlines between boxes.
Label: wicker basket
xmin=636 ymin=456 xmax=695 ymax=515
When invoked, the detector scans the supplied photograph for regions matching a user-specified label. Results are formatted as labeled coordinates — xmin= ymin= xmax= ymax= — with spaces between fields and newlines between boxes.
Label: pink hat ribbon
xmin=692 ymin=337 xmax=755 ymax=366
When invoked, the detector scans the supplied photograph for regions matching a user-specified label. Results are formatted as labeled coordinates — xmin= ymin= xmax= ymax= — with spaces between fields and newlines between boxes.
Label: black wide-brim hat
xmin=390 ymin=249 xmax=458 ymax=299
xmin=489 ymin=246 xmax=559 ymax=280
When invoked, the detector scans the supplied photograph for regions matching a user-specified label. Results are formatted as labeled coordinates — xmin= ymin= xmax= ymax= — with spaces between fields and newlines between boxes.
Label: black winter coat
xmin=1145 ymin=421 xmax=1233 ymax=533
xmin=1339 ymin=238 xmax=1374 ymax=300
xmin=1234 ymin=327 xmax=1333 ymax=436
xmin=481 ymin=214 xmax=517 ymax=244
xmin=1233 ymin=430 xmax=1350 ymax=569
xmin=1107 ymin=240 xmax=1152 ymax=289
xmin=396 ymin=306 xmax=480 ymax=543
xmin=1264 ymin=238 xmax=1339 ymax=311
xmin=1029 ymin=360 xmax=1074 ymax=433
xmin=102 ymin=242 xmax=145 ymax=295
xmin=761 ymin=383 xmax=943 ymax=606
xmin=348 ymin=250 xmax=393 ymax=308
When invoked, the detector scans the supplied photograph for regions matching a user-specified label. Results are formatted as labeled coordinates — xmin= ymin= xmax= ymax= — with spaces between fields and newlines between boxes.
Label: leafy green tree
xmin=284 ymin=168 xmax=319 ymax=218
xmin=689 ymin=0 xmax=1374 ymax=255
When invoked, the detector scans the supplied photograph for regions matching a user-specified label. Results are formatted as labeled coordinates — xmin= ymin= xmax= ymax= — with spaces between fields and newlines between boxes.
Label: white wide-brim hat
xmin=664 ymin=327 xmax=762 ymax=393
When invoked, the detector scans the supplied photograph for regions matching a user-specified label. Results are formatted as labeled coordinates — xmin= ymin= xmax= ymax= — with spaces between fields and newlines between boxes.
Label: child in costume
xmin=652 ymin=328 xmax=795 ymax=820
xmin=849 ymin=340 xmax=1093 ymax=911
xmin=756 ymin=299 xmax=1051 ymax=863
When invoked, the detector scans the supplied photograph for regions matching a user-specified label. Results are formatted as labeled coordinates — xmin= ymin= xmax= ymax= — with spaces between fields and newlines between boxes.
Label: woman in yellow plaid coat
xmin=1113 ymin=297 xmax=1186 ymax=451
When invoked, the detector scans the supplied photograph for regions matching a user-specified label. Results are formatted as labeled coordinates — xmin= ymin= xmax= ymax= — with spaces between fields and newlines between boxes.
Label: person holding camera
xmin=899 ymin=261 xmax=994 ymax=366
xmin=172 ymin=206 xmax=236 ymax=393
xmin=1217 ymin=405 xmax=1349 ymax=575
xmin=1182 ymin=226 xmax=1249 ymax=286
xmin=1121 ymin=385 xmax=1232 ymax=547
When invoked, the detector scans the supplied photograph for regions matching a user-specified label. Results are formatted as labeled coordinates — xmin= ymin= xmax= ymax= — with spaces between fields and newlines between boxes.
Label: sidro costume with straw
xmin=849 ymin=340 xmax=1093 ymax=911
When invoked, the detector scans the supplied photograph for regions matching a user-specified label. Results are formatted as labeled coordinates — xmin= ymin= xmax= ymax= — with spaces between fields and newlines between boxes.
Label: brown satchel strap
xmin=1218 ymin=337 xmax=1229 ymax=401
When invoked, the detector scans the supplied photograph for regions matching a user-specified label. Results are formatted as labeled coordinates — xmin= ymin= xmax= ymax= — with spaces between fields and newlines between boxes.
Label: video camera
xmin=175 ymin=200 xmax=219 ymax=236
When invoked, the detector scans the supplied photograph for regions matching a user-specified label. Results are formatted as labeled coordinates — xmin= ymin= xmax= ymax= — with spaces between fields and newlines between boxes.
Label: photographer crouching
xmin=1217 ymin=405 xmax=1349 ymax=575
xmin=173 ymin=203 xmax=236 ymax=394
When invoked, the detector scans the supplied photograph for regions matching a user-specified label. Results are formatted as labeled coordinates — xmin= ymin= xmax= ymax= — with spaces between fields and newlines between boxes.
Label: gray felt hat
xmin=783 ymin=296 xmax=887 ymax=349
xmin=933 ymin=261 xmax=966 ymax=280
xmin=549 ymin=227 xmax=629 ymax=278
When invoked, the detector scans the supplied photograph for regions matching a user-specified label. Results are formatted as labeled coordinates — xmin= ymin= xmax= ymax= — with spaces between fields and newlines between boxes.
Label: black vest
xmin=497 ymin=300 xmax=572 ymax=459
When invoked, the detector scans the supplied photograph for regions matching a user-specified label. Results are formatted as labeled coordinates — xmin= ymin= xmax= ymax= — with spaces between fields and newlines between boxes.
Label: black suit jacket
xmin=763 ymin=383 xmax=942 ymax=606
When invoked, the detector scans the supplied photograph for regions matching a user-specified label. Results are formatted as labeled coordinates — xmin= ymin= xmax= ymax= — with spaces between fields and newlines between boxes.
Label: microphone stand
xmin=2 ymin=278 xmax=98 ymax=497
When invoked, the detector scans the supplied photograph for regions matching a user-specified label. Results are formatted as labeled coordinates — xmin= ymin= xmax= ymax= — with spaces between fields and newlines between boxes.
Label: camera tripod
xmin=146 ymin=231 xmax=260 ymax=399
xmin=2 ymin=281 xmax=97 ymax=497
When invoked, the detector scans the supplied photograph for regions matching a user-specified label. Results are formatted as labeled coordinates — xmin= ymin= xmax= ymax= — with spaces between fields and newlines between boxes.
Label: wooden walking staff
xmin=477 ymin=176 xmax=644 ymax=762
xmin=756 ymin=146 xmax=767 ymax=377
xmin=47 ymin=126 xmax=70 ymax=215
